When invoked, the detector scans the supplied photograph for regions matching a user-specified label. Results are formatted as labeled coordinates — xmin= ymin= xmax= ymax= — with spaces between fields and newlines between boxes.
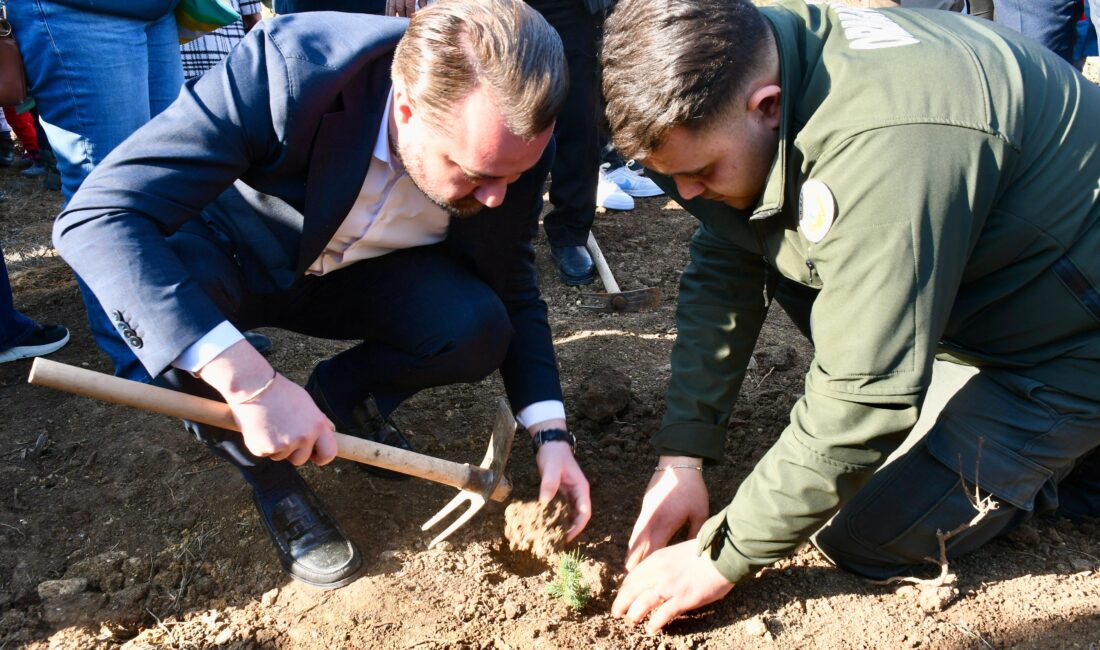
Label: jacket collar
xmin=298 ymin=56 xmax=395 ymax=275
xmin=750 ymin=1 xmax=817 ymax=223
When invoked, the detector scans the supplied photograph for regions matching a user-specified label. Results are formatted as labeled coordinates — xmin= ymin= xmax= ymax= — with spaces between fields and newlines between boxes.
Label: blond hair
xmin=393 ymin=0 xmax=567 ymax=139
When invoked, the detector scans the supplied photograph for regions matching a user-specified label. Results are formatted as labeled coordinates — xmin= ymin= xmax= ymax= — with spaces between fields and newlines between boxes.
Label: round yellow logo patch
xmin=798 ymin=179 xmax=835 ymax=243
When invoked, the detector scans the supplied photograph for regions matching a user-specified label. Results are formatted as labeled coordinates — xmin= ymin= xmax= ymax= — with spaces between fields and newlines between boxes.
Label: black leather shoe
xmin=181 ymin=417 xmax=361 ymax=589
xmin=305 ymin=363 xmax=415 ymax=480
xmin=550 ymin=245 xmax=595 ymax=286
xmin=253 ymin=473 xmax=363 ymax=589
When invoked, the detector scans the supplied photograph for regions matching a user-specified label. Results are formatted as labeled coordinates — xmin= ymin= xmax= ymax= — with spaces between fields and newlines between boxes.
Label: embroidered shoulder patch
xmin=799 ymin=179 xmax=835 ymax=243
xmin=834 ymin=5 xmax=920 ymax=50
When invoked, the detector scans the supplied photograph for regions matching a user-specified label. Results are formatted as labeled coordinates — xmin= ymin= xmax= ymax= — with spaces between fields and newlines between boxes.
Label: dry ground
xmin=1 ymin=56 xmax=1099 ymax=650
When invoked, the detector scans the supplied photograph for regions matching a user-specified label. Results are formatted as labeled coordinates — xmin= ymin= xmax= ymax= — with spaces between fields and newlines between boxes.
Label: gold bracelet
xmin=654 ymin=464 xmax=703 ymax=472
xmin=236 ymin=369 xmax=278 ymax=404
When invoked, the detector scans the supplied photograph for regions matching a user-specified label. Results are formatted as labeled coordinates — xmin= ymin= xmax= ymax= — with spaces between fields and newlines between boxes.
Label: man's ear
xmin=746 ymin=83 xmax=782 ymax=130
xmin=392 ymin=80 xmax=415 ymax=126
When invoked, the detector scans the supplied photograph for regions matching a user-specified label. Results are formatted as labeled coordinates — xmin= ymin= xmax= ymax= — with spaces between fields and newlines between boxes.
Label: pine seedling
xmin=547 ymin=550 xmax=592 ymax=611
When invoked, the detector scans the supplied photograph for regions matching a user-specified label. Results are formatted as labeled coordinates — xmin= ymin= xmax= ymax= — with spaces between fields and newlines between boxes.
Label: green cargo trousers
xmin=813 ymin=358 xmax=1100 ymax=579
xmin=773 ymin=280 xmax=1100 ymax=580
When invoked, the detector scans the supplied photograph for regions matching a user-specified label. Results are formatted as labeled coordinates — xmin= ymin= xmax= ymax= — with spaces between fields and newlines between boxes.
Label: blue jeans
xmin=0 ymin=244 xmax=37 ymax=351
xmin=995 ymin=0 xmax=1083 ymax=64
xmin=9 ymin=1 xmax=184 ymax=381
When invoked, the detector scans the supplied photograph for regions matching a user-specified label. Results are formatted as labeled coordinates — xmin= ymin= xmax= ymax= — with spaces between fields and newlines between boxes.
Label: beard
xmin=395 ymin=134 xmax=484 ymax=218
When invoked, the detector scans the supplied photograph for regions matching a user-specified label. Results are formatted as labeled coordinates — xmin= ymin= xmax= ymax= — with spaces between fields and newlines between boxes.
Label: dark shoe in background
xmin=0 ymin=132 xmax=14 ymax=167
xmin=0 ymin=324 xmax=70 ymax=364
xmin=20 ymin=155 xmax=45 ymax=178
xmin=550 ymin=245 xmax=596 ymax=286
xmin=40 ymin=149 xmax=61 ymax=191
xmin=305 ymin=361 xmax=415 ymax=480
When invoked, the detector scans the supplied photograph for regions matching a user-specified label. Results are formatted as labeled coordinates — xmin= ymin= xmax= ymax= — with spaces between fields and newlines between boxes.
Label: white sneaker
xmin=602 ymin=162 xmax=664 ymax=198
xmin=596 ymin=166 xmax=635 ymax=210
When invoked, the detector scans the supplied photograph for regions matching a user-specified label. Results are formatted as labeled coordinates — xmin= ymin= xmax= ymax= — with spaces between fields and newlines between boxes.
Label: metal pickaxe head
xmin=580 ymin=287 xmax=661 ymax=313
xmin=421 ymin=397 xmax=516 ymax=548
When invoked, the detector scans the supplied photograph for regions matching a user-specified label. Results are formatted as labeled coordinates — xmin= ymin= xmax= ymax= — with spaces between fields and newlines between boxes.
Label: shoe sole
xmin=0 ymin=330 xmax=70 ymax=364
xmin=597 ymin=200 xmax=634 ymax=211
xmin=558 ymin=269 xmax=596 ymax=286
xmin=621 ymin=187 xmax=665 ymax=198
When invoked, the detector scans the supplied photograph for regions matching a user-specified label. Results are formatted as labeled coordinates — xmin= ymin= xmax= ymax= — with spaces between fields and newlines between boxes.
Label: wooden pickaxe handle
xmin=28 ymin=358 xmax=511 ymax=501
xmin=586 ymin=231 xmax=620 ymax=294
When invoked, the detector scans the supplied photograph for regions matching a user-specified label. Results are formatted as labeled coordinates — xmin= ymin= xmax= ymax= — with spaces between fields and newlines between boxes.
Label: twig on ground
xmin=948 ymin=622 xmax=996 ymax=649
xmin=873 ymin=438 xmax=999 ymax=588
xmin=754 ymin=367 xmax=776 ymax=389
xmin=0 ymin=523 xmax=26 ymax=538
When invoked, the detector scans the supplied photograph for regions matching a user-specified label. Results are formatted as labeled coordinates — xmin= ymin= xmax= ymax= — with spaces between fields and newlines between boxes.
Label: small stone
xmin=503 ymin=600 xmax=522 ymax=620
xmin=380 ymin=549 xmax=400 ymax=562
xmin=214 ymin=627 xmax=234 ymax=645
xmin=744 ymin=616 xmax=768 ymax=637
xmin=261 ymin=588 xmax=280 ymax=607
xmin=1070 ymin=558 xmax=1094 ymax=572
xmin=917 ymin=585 xmax=958 ymax=613
xmin=38 ymin=578 xmax=88 ymax=600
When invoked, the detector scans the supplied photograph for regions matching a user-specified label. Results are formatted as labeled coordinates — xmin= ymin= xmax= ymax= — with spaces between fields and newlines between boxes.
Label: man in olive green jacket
xmin=601 ymin=0 xmax=1100 ymax=633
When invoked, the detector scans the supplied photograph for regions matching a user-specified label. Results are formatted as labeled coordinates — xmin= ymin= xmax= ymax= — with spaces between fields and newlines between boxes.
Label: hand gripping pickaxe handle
xmin=580 ymin=231 xmax=660 ymax=313
xmin=28 ymin=359 xmax=514 ymax=513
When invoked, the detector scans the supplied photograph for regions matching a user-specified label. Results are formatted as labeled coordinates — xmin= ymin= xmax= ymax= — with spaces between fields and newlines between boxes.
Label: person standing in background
xmin=180 ymin=0 xmax=263 ymax=80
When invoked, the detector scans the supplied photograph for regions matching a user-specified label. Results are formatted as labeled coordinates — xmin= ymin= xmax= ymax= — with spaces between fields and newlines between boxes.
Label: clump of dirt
xmin=503 ymin=498 xmax=571 ymax=563
xmin=573 ymin=365 xmax=632 ymax=424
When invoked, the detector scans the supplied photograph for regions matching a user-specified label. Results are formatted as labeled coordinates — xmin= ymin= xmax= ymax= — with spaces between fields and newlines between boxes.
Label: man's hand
xmin=198 ymin=339 xmax=338 ymax=466
xmin=612 ymin=540 xmax=734 ymax=634
xmin=535 ymin=441 xmax=591 ymax=541
xmin=528 ymin=418 xmax=590 ymax=540
xmin=384 ymin=0 xmax=427 ymax=17
xmin=625 ymin=456 xmax=709 ymax=570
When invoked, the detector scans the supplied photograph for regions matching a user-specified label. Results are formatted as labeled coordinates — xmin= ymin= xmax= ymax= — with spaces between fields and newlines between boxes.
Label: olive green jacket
xmin=653 ymin=0 xmax=1100 ymax=584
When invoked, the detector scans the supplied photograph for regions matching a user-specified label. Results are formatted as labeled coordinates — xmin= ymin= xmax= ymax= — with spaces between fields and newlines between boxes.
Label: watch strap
xmin=531 ymin=427 xmax=576 ymax=454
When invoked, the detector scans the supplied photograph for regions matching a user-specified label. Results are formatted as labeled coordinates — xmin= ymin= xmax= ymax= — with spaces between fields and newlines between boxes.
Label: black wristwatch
xmin=531 ymin=428 xmax=576 ymax=454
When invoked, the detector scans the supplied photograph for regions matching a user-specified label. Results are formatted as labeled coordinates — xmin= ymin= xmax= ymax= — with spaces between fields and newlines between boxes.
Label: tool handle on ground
xmin=585 ymin=231 xmax=620 ymax=294
xmin=28 ymin=358 xmax=510 ymax=501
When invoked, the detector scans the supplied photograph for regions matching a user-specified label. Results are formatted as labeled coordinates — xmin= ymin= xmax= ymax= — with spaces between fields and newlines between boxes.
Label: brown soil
xmin=503 ymin=499 xmax=570 ymax=564
xmin=3 ymin=74 xmax=1100 ymax=647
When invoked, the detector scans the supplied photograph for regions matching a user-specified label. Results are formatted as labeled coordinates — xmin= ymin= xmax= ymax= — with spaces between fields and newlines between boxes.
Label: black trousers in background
xmin=529 ymin=0 xmax=602 ymax=248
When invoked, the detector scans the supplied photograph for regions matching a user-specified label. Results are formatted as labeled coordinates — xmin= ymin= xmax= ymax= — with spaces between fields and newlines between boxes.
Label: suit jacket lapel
xmin=298 ymin=61 xmax=393 ymax=276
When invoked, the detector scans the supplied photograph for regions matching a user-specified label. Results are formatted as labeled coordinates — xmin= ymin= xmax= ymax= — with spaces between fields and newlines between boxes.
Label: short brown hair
xmin=601 ymin=0 xmax=771 ymax=159
xmin=393 ymin=0 xmax=567 ymax=139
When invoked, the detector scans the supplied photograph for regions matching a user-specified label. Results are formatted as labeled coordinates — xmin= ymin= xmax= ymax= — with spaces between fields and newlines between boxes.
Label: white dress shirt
xmin=172 ymin=90 xmax=565 ymax=427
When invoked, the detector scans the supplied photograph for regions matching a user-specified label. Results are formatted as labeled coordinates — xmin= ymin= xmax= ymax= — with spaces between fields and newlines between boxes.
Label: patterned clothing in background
xmin=180 ymin=0 xmax=263 ymax=80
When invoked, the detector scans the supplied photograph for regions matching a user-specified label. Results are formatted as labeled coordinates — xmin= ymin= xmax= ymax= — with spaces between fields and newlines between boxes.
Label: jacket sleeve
xmin=698 ymin=125 xmax=1005 ymax=584
xmin=52 ymin=23 xmax=291 ymax=377
xmin=444 ymin=143 xmax=563 ymax=413
xmin=654 ymin=222 xmax=771 ymax=462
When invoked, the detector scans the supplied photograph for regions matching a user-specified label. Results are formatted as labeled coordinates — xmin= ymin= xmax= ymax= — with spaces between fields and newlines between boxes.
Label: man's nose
xmin=674 ymin=177 xmax=705 ymax=201
xmin=473 ymin=178 xmax=510 ymax=208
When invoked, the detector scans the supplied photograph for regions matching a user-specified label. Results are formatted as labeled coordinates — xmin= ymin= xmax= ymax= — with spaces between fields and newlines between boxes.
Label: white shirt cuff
xmin=171 ymin=321 xmax=245 ymax=373
xmin=516 ymin=400 xmax=567 ymax=429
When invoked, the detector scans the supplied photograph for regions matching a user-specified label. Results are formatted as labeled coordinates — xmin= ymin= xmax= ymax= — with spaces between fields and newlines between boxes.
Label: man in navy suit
xmin=54 ymin=0 xmax=591 ymax=589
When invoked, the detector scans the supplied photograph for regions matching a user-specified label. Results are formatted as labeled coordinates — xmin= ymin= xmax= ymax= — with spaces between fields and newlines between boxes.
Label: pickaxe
xmin=28 ymin=358 xmax=514 ymax=548
xmin=580 ymin=231 xmax=660 ymax=313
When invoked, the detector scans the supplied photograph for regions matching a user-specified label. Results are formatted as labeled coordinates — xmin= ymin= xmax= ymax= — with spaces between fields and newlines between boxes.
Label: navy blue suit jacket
xmin=54 ymin=13 xmax=562 ymax=411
